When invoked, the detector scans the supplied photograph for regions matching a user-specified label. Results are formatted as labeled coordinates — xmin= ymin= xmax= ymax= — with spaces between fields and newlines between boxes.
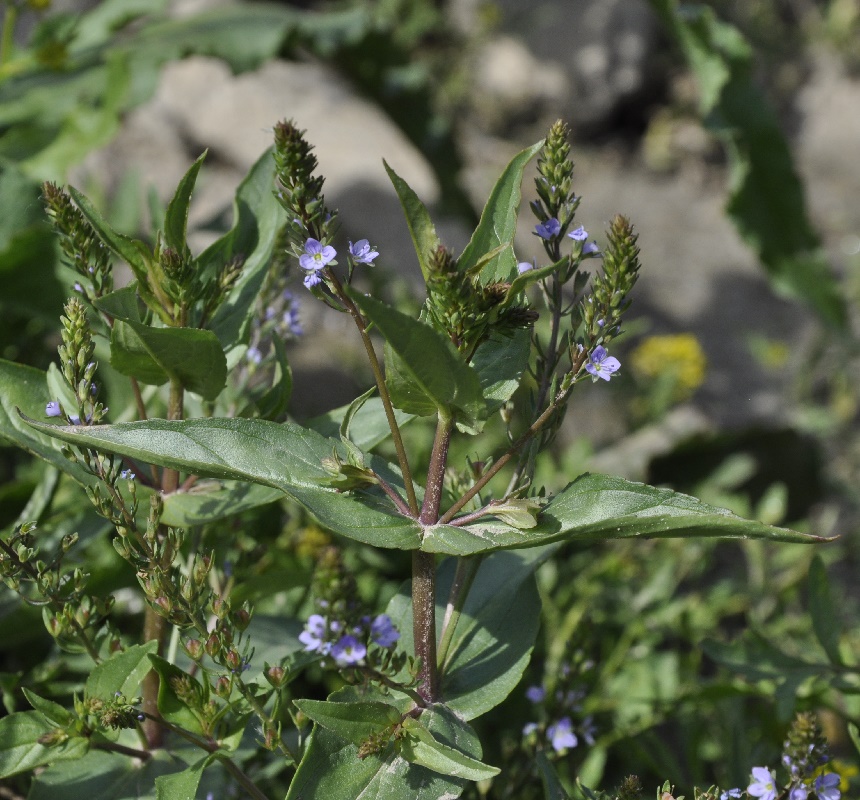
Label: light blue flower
xmin=525 ymin=685 xmax=545 ymax=703
xmin=535 ymin=218 xmax=561 ymax=240
xmin=299 ymin=238 xmax=337 ymax=272
xmin=547 ymin=717 xmax=578 ymax=753
xmin=349 ymin=239 xmax=379 ymax=264
xmin=748 ymin=766 xmax=777 ymax=800
xmin=583 ymin=242 xmax=600 ymax=255
xmin=303 ymin=271 xmax=324 ymax=290
xmin=331 ymin=635 xmax=367 ymax=666
xmin=568 ymin=225 xmax=588 ymax=241
xmin=46 ymin=401 xmax=62 ymax=417
xmin=585 ymin=346 xmax=620 ymax=381
xmin=789 ymin=785 xmax=808 ymax=800
xmin=522 ymin=722 xmax=539 ymax=736
xmin=299 ymin=614 xmax=328 ymax=653
xmin=246 ymin=346 xmax=263 ymax=365
xmin=370 ymin=614 xmax=400 ymax=647
xmin=720 ymin=790 xmax=743 ymax=800
xmin=518 ymin=259 xmax=536 ymax=274
xmin=814 ymin=773 xmax=841 ymax=800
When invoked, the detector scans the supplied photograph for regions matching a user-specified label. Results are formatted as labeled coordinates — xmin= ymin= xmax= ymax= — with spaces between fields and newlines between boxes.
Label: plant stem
xmin=411 ymin=414 xmax=454 ymax=702
xmin=328 ymin=274 xmax=419 ymax=516
xmin=92 ymin=740 xmax=152 ymax=761
xmin=412 ymin=550 xmax=439 ymax=703
xmin=438 ymin=350 xmax=588 ymax=525
xmin=141 ymin=607 xmax=165 ymax=748
xmin=436 ymin=555 xmax=483 ymax=670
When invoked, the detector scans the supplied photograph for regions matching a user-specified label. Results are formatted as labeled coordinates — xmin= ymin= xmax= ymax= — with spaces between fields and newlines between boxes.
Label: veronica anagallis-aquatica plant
xmin=0 ymin=119 xmax=823 ymax=798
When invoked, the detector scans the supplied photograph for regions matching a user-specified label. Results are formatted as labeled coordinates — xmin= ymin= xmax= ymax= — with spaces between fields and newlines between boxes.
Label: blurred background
xmin=3 ymin=0 xmax=860 ymax=794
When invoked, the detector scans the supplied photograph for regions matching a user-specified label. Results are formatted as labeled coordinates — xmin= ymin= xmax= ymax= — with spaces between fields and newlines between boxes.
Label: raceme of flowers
xmin=297 ymin=237 xmax=379 ymax=290
xmin=298 ymin=612 xmax=400 ymax=667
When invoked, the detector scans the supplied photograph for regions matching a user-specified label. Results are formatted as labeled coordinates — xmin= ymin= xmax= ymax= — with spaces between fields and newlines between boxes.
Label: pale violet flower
xmin=522 ymin=722 xmax=539 ymax=736
xmin=583 ymin=242 xmax=600 ymax=255
xmin=525 ymin=685 xmax=545 ymax=703
xmin=789 ymin=786 xmax=808 ymax=800
xmin=720 ymin=790 xmax=742 ymax=800
xmin=349 ymin=239 xmax=379 ymax=264
xmin=246 ymin=346 xmax=262 ymax=365
xmin=370 ymin=614 xmax=399 ymax=648
xmin=303 ymin=271 xmax=324 ymax=290
xmin=585 ymin=346 xmax=620 ymax=381
xmin=299 ymin=614 xmax=328 ymax=653
xmin=331 ymin=635 xmax=366 ymax=666
xmin=814 ymin=773 xmax=841 ymax=800
xmin=299 ymin=238 xmax=336 ymax=271
xmin=517 ymin=260 xmax=536 ymax=274
xmin=748 ymin=767 xmax=778 ymax=800
xmin=547 ymin=717 xmax=577 ymax=753
xmin=46 ymin=401 xmax=62 ymax=417
xmin=535 ymin=218 xmax=561 ymax=240
xmin=568 ymin=225 xmax=588 ymax=241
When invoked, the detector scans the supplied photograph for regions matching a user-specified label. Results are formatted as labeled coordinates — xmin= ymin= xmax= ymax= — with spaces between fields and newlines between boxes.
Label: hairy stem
xmin=412 ymin=550 xmax=439 ymax=703
xmin=328 ymin=274 xmax=420 ymax=516
xmin=141 ymin=608 xmax=165 ymax=748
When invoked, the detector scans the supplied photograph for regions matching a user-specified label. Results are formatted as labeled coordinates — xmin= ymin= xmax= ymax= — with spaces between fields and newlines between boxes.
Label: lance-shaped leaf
xmin=349 ymin=289 xmax=486 ymax=429
xmin=384 ymin=160 xmax=441 ymax=283
xmin=293 ymin=699 xmax=403 ymax=746
xmin=420 ymin=472 xmax=825 ymax=555
xmin=458 ymin=140 xmax=544 ymax=284
xmin=21 ymin=416 xmax=424 ymax=550
xmin=85 ymin=642 xmax=158 ymax=702
xmin=164 ymin=150 xmax=207 ymax=255
xmin=0 ymin=711 xmax=89 ymax=779
xmin=205 ymin=147 xmax=287 ymax=350
xmin=307 ymin=396 xmax=415 ymax=451
xmin=400 ymin=716 xmax=500 ymax=781
xmin=110 ymin=320 xmax=227 ymax=399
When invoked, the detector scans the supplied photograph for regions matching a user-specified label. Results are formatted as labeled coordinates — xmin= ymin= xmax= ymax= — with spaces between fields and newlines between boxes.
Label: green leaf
xmin=92 ymin=285 xmax=144 ymax=322
xmin=400 ymin=716 xmax=499 ymax=781
xmin=0 ymin=710 xmax=89 ymax=779
xmin=458 ymin=140 xmax=544 ymax=283
xmin=307 ymin=396 xmax=415 ymax=451
xmin=155 ymin=757 xmax=209 ymax=800
xmin=147 ymin=656 xmax=206 ymax=735
xmin=388 ymin=548 xmax=547 ymax=720
xmin=162 ymin=481 xmax=283 ymax=527
xmin=808 ymin=555 xmax=843 ymax=666
xmin=164 ymin=151 xmax=207 ymax=255
xmin=536 ymin=750 xmax=572 ymax=799
xmin=472 ymin=329 xmax=531 ymax=414
xmin=502 ymin=256 xmax=567 ymax=307
xmin=110 ymin=320 xmax=228 ymax=399
xmin=287 ymin=693 xmax=479 ymax=800
xmin=21 ymin=690 xmax=72 ymax=727
xmin=67 ymin=186 xmax=150 ymax=276
xmin=648 ymin=0 xmax=846 ymax=329
xmin=349 ymin=289 xmax=486 ymax=429
xmin=0 ymin=359 xmax=92 ymax=484
xmin=85 ymin=642 xmax=158 ymax=701
xmin=26 ymin=749 xmax=183 ymax=800
xmin=293 ymin=699 xmax=403 ymax=746
xmin=421 ymin=472 xmax=824 ymax=555
xmin=206 ymin=147 xmax=287 ymax=350
xmin=384 ymin=160 xmax=441 ymax=283
xmin=23 ymin=416 xmax=424 ymax=550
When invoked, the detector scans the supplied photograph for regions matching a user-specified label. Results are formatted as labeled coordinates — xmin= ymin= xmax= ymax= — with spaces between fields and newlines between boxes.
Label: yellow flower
xmin=630 ymin=333 xmax=707 ymax=401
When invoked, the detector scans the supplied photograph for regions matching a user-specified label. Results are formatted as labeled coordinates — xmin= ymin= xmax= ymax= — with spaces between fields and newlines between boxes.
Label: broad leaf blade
xmin=307 ymin=396 xmax=415 ymax=451
xmin=85 ymin=642 xmax=158 ymax=701
xmin=472 ymin=329 xmax=531 ymax=414
xmin=401 ymin=717 xmax=499 ymax=781
xmin=384 ymin=160 xmax=441 ymax=283
xmin=458 ymin=140 xmax=544 ymax=283
xmin=22 ymin=416 xmax=424 ymax=550
xmin=110 ymin=320 xmax=228 ymax=399
xmin=421 ymin=473 xmax=824 ymax=555
xmin=0 ymin=711 xmax=88 ymax=779
xmin=293 ymin=699 xmax=402 ymax=746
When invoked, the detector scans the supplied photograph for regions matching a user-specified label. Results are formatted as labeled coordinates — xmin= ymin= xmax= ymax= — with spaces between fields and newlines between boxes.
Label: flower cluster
xmin=521 ymin=658 xmax=597 ymax=755
xmin=299 ymin=611 xmax=400 ymax=667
